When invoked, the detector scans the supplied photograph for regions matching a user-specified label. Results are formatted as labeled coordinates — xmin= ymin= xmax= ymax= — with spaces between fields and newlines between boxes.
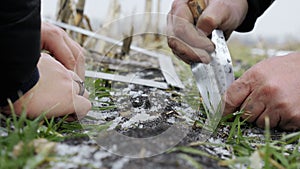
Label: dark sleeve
xmin=235 ymin=0 xmax=275 ymax=32
xmin=0 ymin=0 xmax=41 ymax=106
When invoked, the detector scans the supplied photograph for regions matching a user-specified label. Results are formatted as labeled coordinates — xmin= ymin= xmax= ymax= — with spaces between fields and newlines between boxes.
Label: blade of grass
xmin=264 ymin=116 xmax=271 ymax=169
xmin=178 ymin=153 xmax=204 ymax=169
xmin=169 ymin=146 xmax=219 ymax=160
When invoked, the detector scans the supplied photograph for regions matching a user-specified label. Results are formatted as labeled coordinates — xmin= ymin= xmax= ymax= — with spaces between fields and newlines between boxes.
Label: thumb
xmin=196 ymin=2 xmax=229 ymax=36
xmin=73 ymin=95 xmax=92 ymax=120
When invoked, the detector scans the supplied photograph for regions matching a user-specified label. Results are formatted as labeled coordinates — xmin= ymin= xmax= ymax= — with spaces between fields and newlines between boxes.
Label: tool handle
xmin=188 ymin=0 xmax=206 ymax=25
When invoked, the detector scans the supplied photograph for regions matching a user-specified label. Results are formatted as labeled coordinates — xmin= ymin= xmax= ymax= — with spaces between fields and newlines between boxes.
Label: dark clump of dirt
xmin=118 ymin=118 xmax=171 ymax=138
xmin=62 ymin=135 xmax=90 ymax=145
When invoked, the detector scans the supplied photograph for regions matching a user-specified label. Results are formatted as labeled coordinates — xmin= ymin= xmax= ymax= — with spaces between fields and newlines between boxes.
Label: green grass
xmin=0 ymin=108 xmax=49 ymax=169
xmin=0 ymin=101 xmax=88 ymax=169
xmin=2 ymin=85 xmax=300 ymax=169
xmin=1 ymin=41 xmax=300 ymax=169
xmin=0 ymin=75 xmax=118 ymax=168
xmin=167 ymin=92 xmax=300 ymax=169
xmin=173 ymin=110 xmax=300 ymax=169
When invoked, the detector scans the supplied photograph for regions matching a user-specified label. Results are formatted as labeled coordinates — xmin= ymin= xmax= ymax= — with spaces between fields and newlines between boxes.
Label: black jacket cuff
xmin=0 ymin=67 xmax=40 ymax=107
xmin=235 ymin=0 xmax=275 ymax=32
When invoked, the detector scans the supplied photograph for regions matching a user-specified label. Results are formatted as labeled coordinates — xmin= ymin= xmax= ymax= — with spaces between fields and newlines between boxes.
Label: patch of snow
xmin=50 ymin=143 xmax=102 ymax=169
xmin=0 ymin=127 xmax=7 ymax=137
xmin=111 ymin=157 xmax=130 ymax=169
xmin=108 ymin=116 xmax=123 ymax=131
xmin=121 ymin=112 xmax=159 ymax=128
xmin=167 ymin=117 xmax=176 ymax=124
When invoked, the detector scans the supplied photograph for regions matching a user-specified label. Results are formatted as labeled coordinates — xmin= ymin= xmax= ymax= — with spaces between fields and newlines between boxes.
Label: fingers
xmin=170 ymin=6 xmax=214 ymax=51
xmin=68 ymin=95 xmax=92 ymax=121
xmin=223 ymin=78 xmax=251 ymax=116
xmin=167 ymin=0 xmax=249 ymax=64
xmin=168 ymin=36 xmax=212 ymax=64
xmin=196 ymin=1 xmax=226 ymax=35
xmin=196 ymin=0 xmax=247 ymax=40
xmin=167 ymin=0 xmax=214 ymax=64
xmin=240 ymin=96 xmax=266 ymax=123
xmin=74 ymin=91 xmax=92 ymax=117
xmin=64 ymin=71 xmax=91 ymax=121
xmin=199 ymin=8 xmax=234 ymax=40
xmin=222 ymin=52 xmax=300 ymax=131
xmin=255 ymin=108 xmax=280 ymax=129
xmin=278 ymin=113 xmax=300 ymax=131
xmin=41 ymin=22 xmax=85 ymax=80
xmin=54 ymin=43 xmax=76 ymax=69
xmin=169 ymin=0 xmax=193 ymax=24
xmin=12 ymin=53 xmax=91 ymax=121
xmin=69 ymin=70 xmax=89 ymax=99
xmin=41 ymin=22 xmax=76 ymax=70
xmin=224 ymin=75 xmax=270 ymax=127
xmin=63 ymin=35 xmax=86 ymax=80
xmin=69 ymin=72 xmax=91 ymax=121
xmin=225 ymin=77 xmax=284 ymax=130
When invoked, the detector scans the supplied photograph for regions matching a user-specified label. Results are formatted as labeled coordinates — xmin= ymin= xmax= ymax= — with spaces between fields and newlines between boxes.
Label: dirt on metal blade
xmin=192 ymin=30 xmax=234 ymax=115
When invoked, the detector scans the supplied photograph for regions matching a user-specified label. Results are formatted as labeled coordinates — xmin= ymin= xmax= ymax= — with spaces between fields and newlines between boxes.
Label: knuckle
xmin=256 ymin=120 xmax=265 ymax=129
xmin=52 ymin=24 xmax=63 ymax=33
xmin=200 ymin=15 xmax=218 ymax=29
xmin=224 ymin=90 xmax=237 ymax=108
xmin=76 ymin=52 xmax=85 ymax=64
xmin=276 ymin=100 xmax=289 ymax=110
xmin=243 ymin=68 xmax=261 ymax=81
xmin=227 ymin=80 xmax=249 ymax=101
xmin=167 ymin=37 xmax=177 ymax=49
xmin=173 ymin=25 xmax=186 ymax=36
xmin=49 ymin=27 xmax=64 ymax=37
xmin=261 ymin=83 xmax=279 ymax=97
xmin=170 ymin=0 xmax=180 ymax=13
xmin=255 ymin=115 xmax=271 ymax=129
xmin=279 ymin=111 xmax=300 ymax=131
xmin=68 ymin=58 xmax=77 ymax=68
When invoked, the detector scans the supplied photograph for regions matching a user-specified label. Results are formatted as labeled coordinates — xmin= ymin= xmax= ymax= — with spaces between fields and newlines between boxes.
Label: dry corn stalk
xmin=56 ymin=0 xmax=76 ymax=25
xmin=155 ymin=0 xmax=161 ymax=41
xmin=120 ymin=26 xmax=134 ymax=58
xmin=56 ymin=0 xmax=92 ymax=45
xmin=89 ymin=0 xmax=121 ymax=55
xmin=74 ymin=0 xmax=85 ymax=26
xmin=137 ymin=0 xmax=164 ymax=49
xmin=139 ymin=0 xmax=152 ymax=46
xmin=73 ymin=0 xmax=93 ymax=45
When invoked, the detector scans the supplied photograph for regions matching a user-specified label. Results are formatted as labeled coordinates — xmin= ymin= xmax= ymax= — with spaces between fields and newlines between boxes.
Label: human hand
xmin=167 ymin=0 xmax=248 ymax=64
xmin=41 ymin=22 xmax=86 ymax=80
xmin=11 ymin=53 xmax=91 ymax=121
xmin=224 ymin=52 xmax=300 ymax=131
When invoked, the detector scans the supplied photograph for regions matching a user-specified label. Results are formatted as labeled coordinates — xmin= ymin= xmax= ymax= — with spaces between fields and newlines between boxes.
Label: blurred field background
xmin=41 ymin=0 xmax=300 ymax=77
xmin=1 ymin=1 xmax=299 ymax=169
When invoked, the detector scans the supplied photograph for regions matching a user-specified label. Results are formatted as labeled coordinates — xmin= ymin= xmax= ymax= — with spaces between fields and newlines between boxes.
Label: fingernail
xmin=207 ymin=42 xmax=215 ymax=52
xmin=201 ymin=54 xmax=211 ymax=64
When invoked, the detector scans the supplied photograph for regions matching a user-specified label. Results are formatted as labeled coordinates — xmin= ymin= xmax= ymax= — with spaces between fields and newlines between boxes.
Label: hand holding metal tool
xmin=187 ymin=0 xmax=234 ymax=117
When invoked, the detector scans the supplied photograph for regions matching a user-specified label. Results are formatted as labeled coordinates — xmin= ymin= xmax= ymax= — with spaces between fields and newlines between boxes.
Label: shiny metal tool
xmin=188 ymin=0 xmax=234 ymax=117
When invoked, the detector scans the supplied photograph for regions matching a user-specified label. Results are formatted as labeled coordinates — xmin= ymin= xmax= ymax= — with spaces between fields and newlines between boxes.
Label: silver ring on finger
xmin=74 ymin=80 xmax=85 ymax=96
